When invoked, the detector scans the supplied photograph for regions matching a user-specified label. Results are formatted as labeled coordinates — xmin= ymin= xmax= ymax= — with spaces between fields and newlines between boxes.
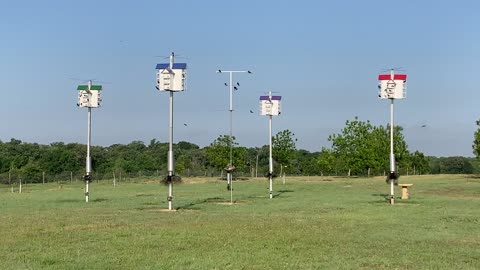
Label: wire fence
xmin=0 ymin=169 xmax=261 ymax=186
xmin=0 ymin=165 xmax=428 ymax=186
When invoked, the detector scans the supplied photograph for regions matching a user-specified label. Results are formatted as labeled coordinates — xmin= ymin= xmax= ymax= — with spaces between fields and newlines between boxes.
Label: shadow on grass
xmin=370 ymin=193 xmax=391 ymax=203
xmin=55 ymin=198 xmax=108 ymax=203
xmin=174 ymin=197 xmax=225 ymax=211
xmin=92 ymin=198 xmax=109 ymax=202
xmin=136 ymin=193 xmax=156 ymax=197
xmin=56 ymin=199 xmax=79 ymax=203
xmin=273 ymin=189 xmax=294 ymax=198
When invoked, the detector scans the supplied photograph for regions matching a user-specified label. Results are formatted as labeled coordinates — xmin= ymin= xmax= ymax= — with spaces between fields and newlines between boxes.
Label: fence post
xmin=43 ymin=172 xmax=45 ymax=184
xmin=113 ymin=171 xmax=116 ymax=187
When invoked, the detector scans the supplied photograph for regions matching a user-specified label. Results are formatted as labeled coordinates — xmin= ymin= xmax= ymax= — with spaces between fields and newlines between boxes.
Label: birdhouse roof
xmin=260 ymin=96 xmax=281 ymax=101
xmin=378 ymin=74 xmax=407 ymax=80
xmin=77 ymin=85 xmax=102 ymax=91
xmin=156 ymin=63 xmax=187 ymax=69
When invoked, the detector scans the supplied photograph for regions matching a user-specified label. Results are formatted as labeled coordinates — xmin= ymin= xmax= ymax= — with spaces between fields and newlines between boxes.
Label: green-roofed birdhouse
xmin=77 ymin=84 xmax=102 ymax=108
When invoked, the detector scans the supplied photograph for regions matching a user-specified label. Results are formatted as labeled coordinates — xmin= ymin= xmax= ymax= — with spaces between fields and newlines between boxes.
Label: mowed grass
xmin=1 ymin=175 xmax=479 ymax=269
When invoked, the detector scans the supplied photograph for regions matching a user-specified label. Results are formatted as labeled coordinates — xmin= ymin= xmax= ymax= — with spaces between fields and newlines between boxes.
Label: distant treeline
xmin=1 ymin=117 xmax=478 ymax=184
xmin=0 ymin=138 xmax=477 ymax=184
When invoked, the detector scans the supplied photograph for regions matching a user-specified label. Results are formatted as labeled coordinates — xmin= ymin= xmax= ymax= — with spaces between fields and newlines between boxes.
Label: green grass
xmin=1 ymin=175 xmax=479 ymax=269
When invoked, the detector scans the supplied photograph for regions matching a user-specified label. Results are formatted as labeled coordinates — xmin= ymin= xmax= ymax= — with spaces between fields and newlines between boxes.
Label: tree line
xmin=1 ymin=117 xmax=478 ymax=184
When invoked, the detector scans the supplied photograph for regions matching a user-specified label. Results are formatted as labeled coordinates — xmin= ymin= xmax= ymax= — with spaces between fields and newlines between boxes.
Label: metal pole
xmin=269 ymin=114 xmax=273 ymax=199
xmin=390 ymin=99 xmax=395 ymax=204
xmin=168 ymin=91 xmax=174 ymax=210
xmin=268 ymin=91 xmax=274 ymax=199
xmin=389 ymin=69 xmax=395 ymax=205
xmin=86 ymin=106 xmax=91 ymax=203
xmin=228 ymin=72 xmax=233 ymax=191
xmin=255 ymin=154 xmax=259 ymax=178
xmin=217 ymin=69 xmax=250 ymax=196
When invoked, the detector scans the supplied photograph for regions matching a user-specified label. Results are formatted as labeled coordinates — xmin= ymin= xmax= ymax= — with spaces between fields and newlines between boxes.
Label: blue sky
xmin=1 ymin=0 xmax=478 ymax=157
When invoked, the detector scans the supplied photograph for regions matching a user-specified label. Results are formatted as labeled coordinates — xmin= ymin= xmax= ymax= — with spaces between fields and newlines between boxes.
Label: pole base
xmin=390 ymin=196 xmax=395 ymax=205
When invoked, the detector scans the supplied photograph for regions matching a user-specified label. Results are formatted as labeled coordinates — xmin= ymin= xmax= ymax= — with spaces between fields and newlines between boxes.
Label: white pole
xmin=168 ymin=91 xmax=174 ymax=210
xmin=86 ymin=105 xmax=92 ymax=203
xmin=228 ymin=72 xmax=233 ymax=191
xmin=268 ymin=91 xmax=273 ymax=199
xmin=255 ymin=154 xmax=259 ymax=178
xmin=390 ymin=99 xmax=394 ymax=204
xmin=19 ymin=178 xmax=22 ymax=194
xmin=113 ymin=172 xmax=116 ymax=187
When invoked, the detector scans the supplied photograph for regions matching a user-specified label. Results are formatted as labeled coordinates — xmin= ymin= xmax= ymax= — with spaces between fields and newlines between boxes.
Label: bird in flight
xmin=183 ymin=123 xmax=188 ymax=126
xmin=421 ymin=125 xmax=427 ymax=128
xmin=249 ymin=110 xmax=254 ymax=113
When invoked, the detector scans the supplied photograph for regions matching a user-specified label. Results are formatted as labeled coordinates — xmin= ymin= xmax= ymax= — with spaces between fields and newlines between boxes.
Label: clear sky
xmin=1 ymin=0 xmax=478 ymax=157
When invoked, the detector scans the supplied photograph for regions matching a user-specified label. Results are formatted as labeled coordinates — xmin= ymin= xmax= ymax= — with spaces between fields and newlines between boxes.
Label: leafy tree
xmin=430 ymin=156 xmax=474 ymax=174
xmin=205 ymin=135 xmax=247 ymax=172
xmin=21 ymin=161 xmax=42 ymax=183
xmin=408 ymin=151 xmax=430 ymax=175
xmin=473 ymin=119 xmax=480 ymax=158
xmin=327 ymin=117 xmax=412 ymax=176
xmin=296 ymin=149 xmax=321 ymax=175
xmin=317 ymin=147 xmax=336 ymax=175
xmin=272 ymin=129 xmax=297 ymax=174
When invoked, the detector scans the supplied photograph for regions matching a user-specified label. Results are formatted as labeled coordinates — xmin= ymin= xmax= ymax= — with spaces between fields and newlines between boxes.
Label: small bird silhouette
xmin=234 ymin=86 xmax=238 ymax=91
xmin=236 ymin=82 xmax=240 ymax=86
xmin=224 ymin=83 xmax=227 ymax=86
xmin=421 ymin=125 xmax=427 ymax=128
xmin=183 ymin=123 xmax=188 ymax=126
xmin=249 ymin=110 xmax=254 ymax=113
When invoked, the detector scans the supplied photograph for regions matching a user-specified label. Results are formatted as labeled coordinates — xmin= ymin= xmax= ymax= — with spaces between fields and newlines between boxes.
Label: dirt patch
xmin=210 ymin=201 xmax=246 ymax=205
xmin=148 ymin=209 xmax=178 ymax=212
xmin=141 ymin=180 xmax=159 ymax=184
xmin=48 ymin=186 xmax=73 ymax=190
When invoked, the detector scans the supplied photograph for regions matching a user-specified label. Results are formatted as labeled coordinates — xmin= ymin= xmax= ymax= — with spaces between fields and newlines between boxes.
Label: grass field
xmin=1 ymin=175 xmax=479 ymax=269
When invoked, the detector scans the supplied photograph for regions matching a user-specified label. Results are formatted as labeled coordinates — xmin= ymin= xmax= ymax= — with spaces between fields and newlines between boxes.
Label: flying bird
xmin=183 ymin=123 xmax=188 ymax=126
xmin=236 ymin=82 xmax=240 ymax=86
xmin=234 ymin=86 xmax=238 ymax=91
xmin=224 ymin=83 xmax=228 ymax=86
xmin=421 ymin=125 xmax=427 ymax=128
xmin=249 ymin=110 xmax=254 ymax=113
